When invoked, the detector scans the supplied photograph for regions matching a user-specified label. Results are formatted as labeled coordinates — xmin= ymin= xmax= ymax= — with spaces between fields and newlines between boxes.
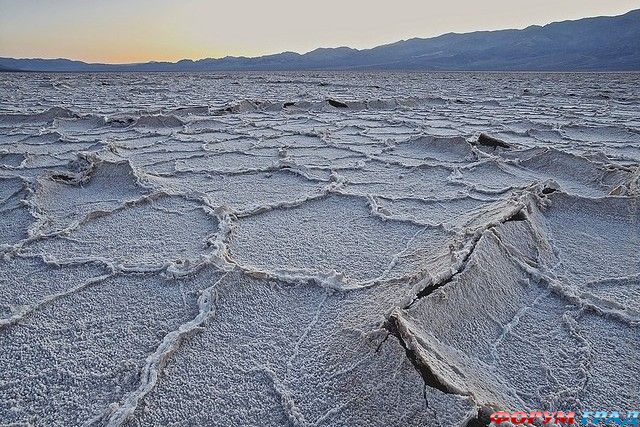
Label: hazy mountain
xmin=0 ymin=64 xmax=22 ymax=72
xmin=2 ymin=9 xmax=639 ymax=72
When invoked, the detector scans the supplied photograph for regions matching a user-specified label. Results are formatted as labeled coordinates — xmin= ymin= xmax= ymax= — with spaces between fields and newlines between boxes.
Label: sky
xmin=0 ymin=0 xmax=638 ymax=63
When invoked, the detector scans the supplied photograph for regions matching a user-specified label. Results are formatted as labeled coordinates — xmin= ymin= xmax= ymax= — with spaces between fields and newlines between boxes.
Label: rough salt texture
xmin=0 ymin=72 xmax=638 ymax=426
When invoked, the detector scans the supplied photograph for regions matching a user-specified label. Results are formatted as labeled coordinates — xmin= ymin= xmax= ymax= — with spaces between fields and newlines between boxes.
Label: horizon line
xmin=1 ymin=7 xmax=637 ymax=66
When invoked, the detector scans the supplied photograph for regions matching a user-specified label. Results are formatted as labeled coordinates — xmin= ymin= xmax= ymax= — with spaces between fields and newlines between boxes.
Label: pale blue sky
xmin=1 ymin=0 xmax=638 ymax=63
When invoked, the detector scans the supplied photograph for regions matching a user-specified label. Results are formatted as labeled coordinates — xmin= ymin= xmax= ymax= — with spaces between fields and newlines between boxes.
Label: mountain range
xmin=2 ymin=9 xmax=639 ymax=72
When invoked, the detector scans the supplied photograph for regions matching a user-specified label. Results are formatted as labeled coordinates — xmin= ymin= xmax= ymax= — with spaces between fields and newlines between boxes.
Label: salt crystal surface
xmin=0 ymin=72 xmax=638 ymax=426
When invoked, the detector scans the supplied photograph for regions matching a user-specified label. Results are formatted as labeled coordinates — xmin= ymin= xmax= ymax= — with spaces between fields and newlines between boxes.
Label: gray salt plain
xmin=0 ymin=72 xmax=638 ymax=426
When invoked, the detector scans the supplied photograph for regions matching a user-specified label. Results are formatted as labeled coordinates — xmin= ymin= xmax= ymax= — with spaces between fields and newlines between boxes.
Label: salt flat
xmin=0 ymin=72 xmax=638 ymax=426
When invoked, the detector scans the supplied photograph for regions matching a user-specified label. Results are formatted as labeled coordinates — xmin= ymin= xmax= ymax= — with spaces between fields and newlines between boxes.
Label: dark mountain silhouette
xmin=2 ymin=9 xmax=639 ymax=72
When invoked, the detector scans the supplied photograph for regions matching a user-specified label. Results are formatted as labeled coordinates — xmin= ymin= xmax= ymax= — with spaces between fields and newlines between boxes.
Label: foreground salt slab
xmin=33 ymin=158 xmax=150 ymax=233
xmin=0 ymin=72 xmax=638 ymax=426
xmin=229 ymin=193 xmax=456 ymax=286
xmin=25 ymin=193 xmax=221 ymax=271
xmin=0 ymin=267 xmax=224 ymax=425
xmin=124 ymin=272 xmax=475 ymax=427
xmin=391 ymin=191 xmax=639 ymax=412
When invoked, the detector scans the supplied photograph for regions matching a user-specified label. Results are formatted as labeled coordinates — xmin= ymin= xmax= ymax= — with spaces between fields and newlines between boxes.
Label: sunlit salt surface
xmin=0 ymin=72 xmax=638 ymax=426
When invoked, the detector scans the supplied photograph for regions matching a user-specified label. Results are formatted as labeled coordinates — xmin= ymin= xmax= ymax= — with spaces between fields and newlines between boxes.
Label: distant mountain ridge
xmin=2 ymin=9 xmax=639 ymax=72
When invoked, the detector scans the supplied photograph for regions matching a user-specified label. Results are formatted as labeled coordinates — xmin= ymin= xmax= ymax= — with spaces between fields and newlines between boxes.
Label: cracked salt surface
xmin=0 ymin=72 xmax=638 ymax=426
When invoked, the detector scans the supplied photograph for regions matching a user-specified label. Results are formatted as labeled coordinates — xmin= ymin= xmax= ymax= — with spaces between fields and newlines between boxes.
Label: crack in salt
xmin=94 ymin=272 xmax=229 ymax=427
xmin=0 ymin=271 xmax=113 ymax=330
